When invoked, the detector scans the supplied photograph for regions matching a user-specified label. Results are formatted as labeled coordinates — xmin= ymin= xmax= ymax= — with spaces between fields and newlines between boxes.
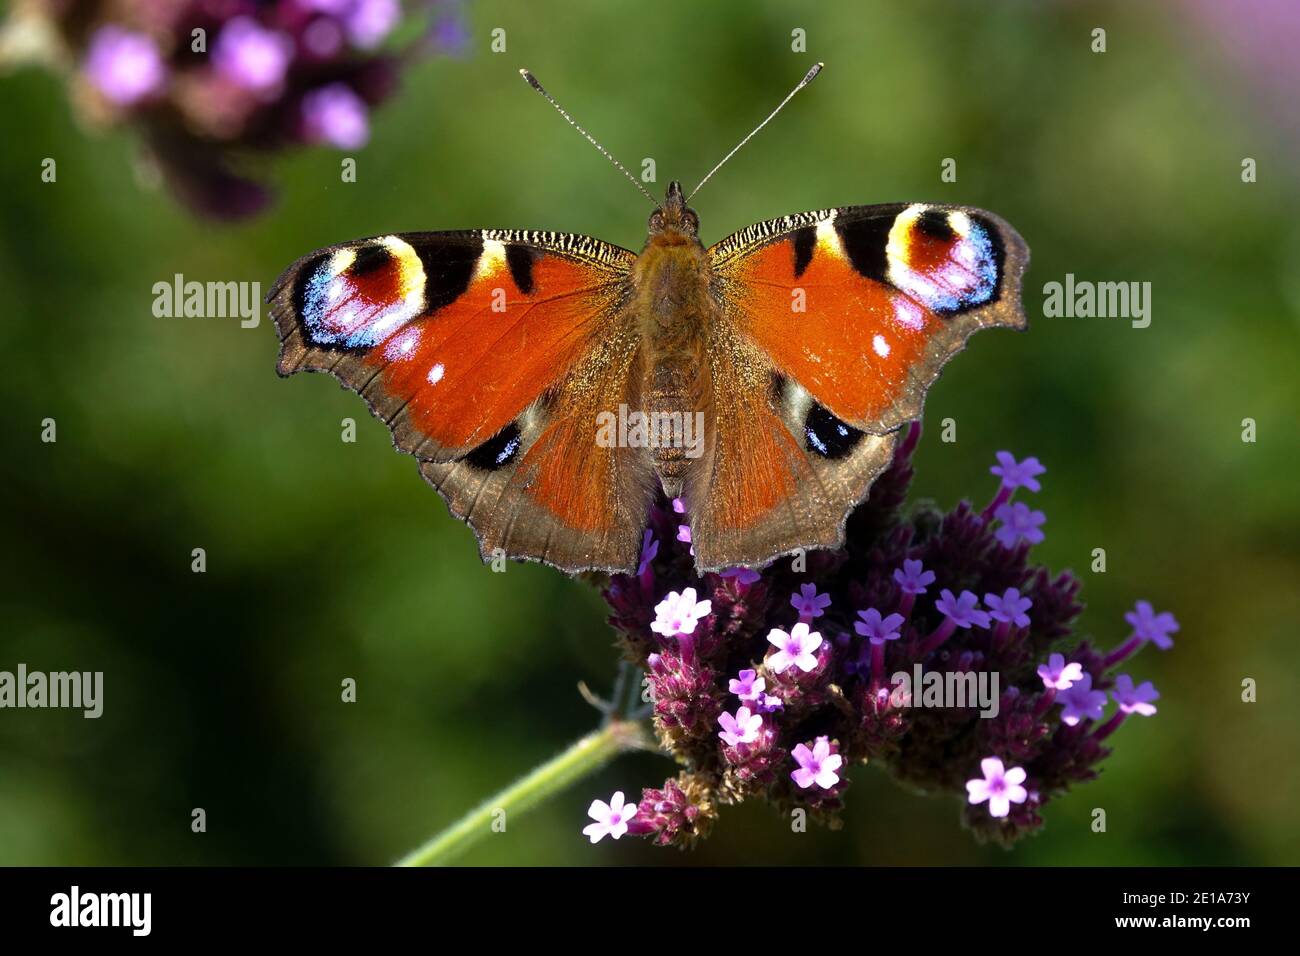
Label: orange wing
xmin=711 ymin=203 xmax=1029 ymax=432
xmin=685 ymin=203 xmax=1028 ymax=570
xmin=268 ymin=230 xmax=654 ymax=572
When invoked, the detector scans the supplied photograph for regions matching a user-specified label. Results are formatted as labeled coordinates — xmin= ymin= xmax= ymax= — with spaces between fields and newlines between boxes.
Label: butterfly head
xmin=648 ymin=181 xmax=700 ymax=239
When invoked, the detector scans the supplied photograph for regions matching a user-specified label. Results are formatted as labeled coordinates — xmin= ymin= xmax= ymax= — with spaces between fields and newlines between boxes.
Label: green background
xmin=2 ymin=0 xmax=1297 ymax=865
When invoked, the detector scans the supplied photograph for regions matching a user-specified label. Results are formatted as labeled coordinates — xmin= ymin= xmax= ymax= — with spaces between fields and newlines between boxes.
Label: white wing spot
xmin=428 ymin=363 xmax=445 ymax=385
xmin=873 ymin=334 xmax=891 ymax=357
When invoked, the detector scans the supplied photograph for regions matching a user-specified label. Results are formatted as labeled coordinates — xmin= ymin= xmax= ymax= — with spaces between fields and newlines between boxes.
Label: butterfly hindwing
xmin=267 ymin=230 xmax=656 ymax=572
xmin=686 ymin=203 xmax=1027 ymax=570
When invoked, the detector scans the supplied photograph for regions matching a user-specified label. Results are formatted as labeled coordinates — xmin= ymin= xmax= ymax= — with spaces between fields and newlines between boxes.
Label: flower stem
xmin=395 ymin=718 xmax=649 ymax=867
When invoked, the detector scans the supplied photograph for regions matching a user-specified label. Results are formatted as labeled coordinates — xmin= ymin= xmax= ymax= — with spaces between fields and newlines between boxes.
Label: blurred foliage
xmin=1 ymin=0 xmax=1297 ymax=866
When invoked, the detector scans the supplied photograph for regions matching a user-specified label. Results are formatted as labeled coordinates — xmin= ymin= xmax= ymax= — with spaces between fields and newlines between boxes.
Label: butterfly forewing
xmin=267 ymin=230 xmax=656 ymax=572
xmin=710 ymin=203 xmax=1029 ymax=434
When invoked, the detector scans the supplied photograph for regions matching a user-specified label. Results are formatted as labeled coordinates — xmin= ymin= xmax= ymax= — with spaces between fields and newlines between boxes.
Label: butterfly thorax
xmin=630 ymin=182 xmax=715 ymax=497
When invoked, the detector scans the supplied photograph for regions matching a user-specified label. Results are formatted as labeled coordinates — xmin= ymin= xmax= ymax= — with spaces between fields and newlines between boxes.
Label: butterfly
xmin=267 ymin=65 xmax=1028 ymax=575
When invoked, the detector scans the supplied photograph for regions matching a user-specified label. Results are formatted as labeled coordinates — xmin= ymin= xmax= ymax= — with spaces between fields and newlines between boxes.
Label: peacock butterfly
xmin=266 ymin=64 xmax=1029 ymax=574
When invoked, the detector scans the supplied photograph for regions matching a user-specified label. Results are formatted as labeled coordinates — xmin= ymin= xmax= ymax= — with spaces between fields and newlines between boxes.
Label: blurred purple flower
xmin=991 ymin=451 xmax=1046 ymax=492
xmin=1058 ymin=673 xmax=1107 ymax=726
xmin=994 ymin=501 xmax=1046 ymax=548
xmin=213 ymin=17 xmax=294 ymax=95
xmin=347 ymin=0 xmax=402 ymax=48
xmin=83 ymin=26 xmax=166 ymax=106
xmin=1125 ymin=600 xmax=1180 ymax=650
xmin=301 ymin=82 xmax=370 ymax=148
xmin=1112 ymin=674 xmax=1159 ymax=716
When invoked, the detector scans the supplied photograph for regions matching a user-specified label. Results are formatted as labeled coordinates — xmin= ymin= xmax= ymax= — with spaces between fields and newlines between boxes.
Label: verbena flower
xmin=599 ymin=422 xmax=1176 ymax=848
xmin=19 ymin=0 xmax=467 ymax=219
xmin=583 ymin=791 xmax=637 ymax=843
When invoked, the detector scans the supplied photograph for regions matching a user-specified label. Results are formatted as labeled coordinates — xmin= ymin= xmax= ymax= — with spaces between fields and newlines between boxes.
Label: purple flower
xmin=965 ymin=757 xmax=1029 ymax=818
xmin=791 ymin=737 xmax=843 ymax=790
xmin=346 ymin=0 xmax=401 ymax=49
xmin=1037 ymin=653 xmax=1083 ymax=690
xmin=83 ymin=26 xmax=167 ymax=106
xmin=599 ymin=424 xmax=1169 ymax=849
xmin=718 ymin=706 xmax=762 ymax=746
xmin=729 ymin=669 xmax=765 ymax=703
xmin=672 ymin=498 xmax=686 ymax=514
xmin=791 ymin=583 xmax=832 ymax=621
xmin=991 ymin=451 xmax=1046 ymax=492
xmin=1058 ymin=673 xmax=1107 ymax=726
xmin=650 ymin=587 xmax=711 ymax=638
xmin=854 ymin=608 xmax=905 ymax=645
xmin=582 ymin=791 xmax=638 ymax=843
xmin=676 ymin=525 xmax=692 ymax=544
xmin=637 ymin=530 xmax=658 ymax=576
xmin=893 ymin=558 xmax=936 ymax=595
xmin=766 ymin=622 xmax=822 ymax=674
xmin=1125 ymin=600 xmax=1179 ymax=650
xmin=720 ymin=567 xmax=760 ymax=585
xmin=213 ymin=17 xmax=294 ymax=94
xmin=1112 ymin=674 xmax=1159 ymax=716
xmin=301 ymin=83 xmax=370 ymax=149
xmin=985 ymin=587 xmax=1032 ymax=628
xmin=935 ymin=589 xmax=991 ymax=630
xmin=993 ymin=502 xmax=1046 ymax=548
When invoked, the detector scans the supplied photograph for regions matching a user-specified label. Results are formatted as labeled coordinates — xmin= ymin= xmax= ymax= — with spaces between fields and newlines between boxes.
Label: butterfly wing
xmin=268 ymin=230 xmax=655 ymax=572
xmin=689 ymin=203 xmax=1028 ymax=570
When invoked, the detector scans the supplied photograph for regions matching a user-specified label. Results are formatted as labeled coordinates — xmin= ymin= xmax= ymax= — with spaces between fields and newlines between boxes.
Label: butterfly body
xmin=631 ymin=181 xmax=714 ymax=498
xmin=269 ymin=183 xmax=1028 ymax=575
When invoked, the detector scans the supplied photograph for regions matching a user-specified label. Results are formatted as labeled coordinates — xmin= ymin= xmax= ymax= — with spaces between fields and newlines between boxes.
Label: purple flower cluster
xmin=591 ymin=423 xmax=1175 ymax=847
xmin=32 ymin=1 xmax=466 ymax=218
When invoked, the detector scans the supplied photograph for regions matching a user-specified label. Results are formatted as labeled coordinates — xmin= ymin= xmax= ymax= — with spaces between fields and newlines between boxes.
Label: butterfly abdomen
xmin=633 ymin=235 xmax=716 ymax=498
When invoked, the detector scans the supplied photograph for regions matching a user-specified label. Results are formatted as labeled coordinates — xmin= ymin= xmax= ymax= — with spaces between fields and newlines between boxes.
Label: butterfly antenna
xmin=520 ymin=68 xmax=660 ymax=207
xmin=687 ymin=62 xmax=824 ymax=202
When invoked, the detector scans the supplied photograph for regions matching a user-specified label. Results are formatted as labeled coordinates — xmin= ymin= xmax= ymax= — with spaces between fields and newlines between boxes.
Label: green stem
xmin=395 ymin=719 xmax=648 ymax=866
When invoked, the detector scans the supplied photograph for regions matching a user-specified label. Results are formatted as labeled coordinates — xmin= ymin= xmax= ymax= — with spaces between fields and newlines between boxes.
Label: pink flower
xmin=966 ymin=757 xmax=1028 ymax=818
xmin=650 ymin=587 xmax=712 ymax=638
xmin=1037 ymin=653 xmax=1083 ymax=690
xmin=582 ymin=791 xmax=638 ymax=843
xmin=718 ymin=706 xmax=762 ymax=746
xmin=728 ymin=669 xmax=765 ymax=702
xmin=766 ymin=622 xmax=822 ymax=674
xmin=791 ymin=736 xmax=843 ymax=790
